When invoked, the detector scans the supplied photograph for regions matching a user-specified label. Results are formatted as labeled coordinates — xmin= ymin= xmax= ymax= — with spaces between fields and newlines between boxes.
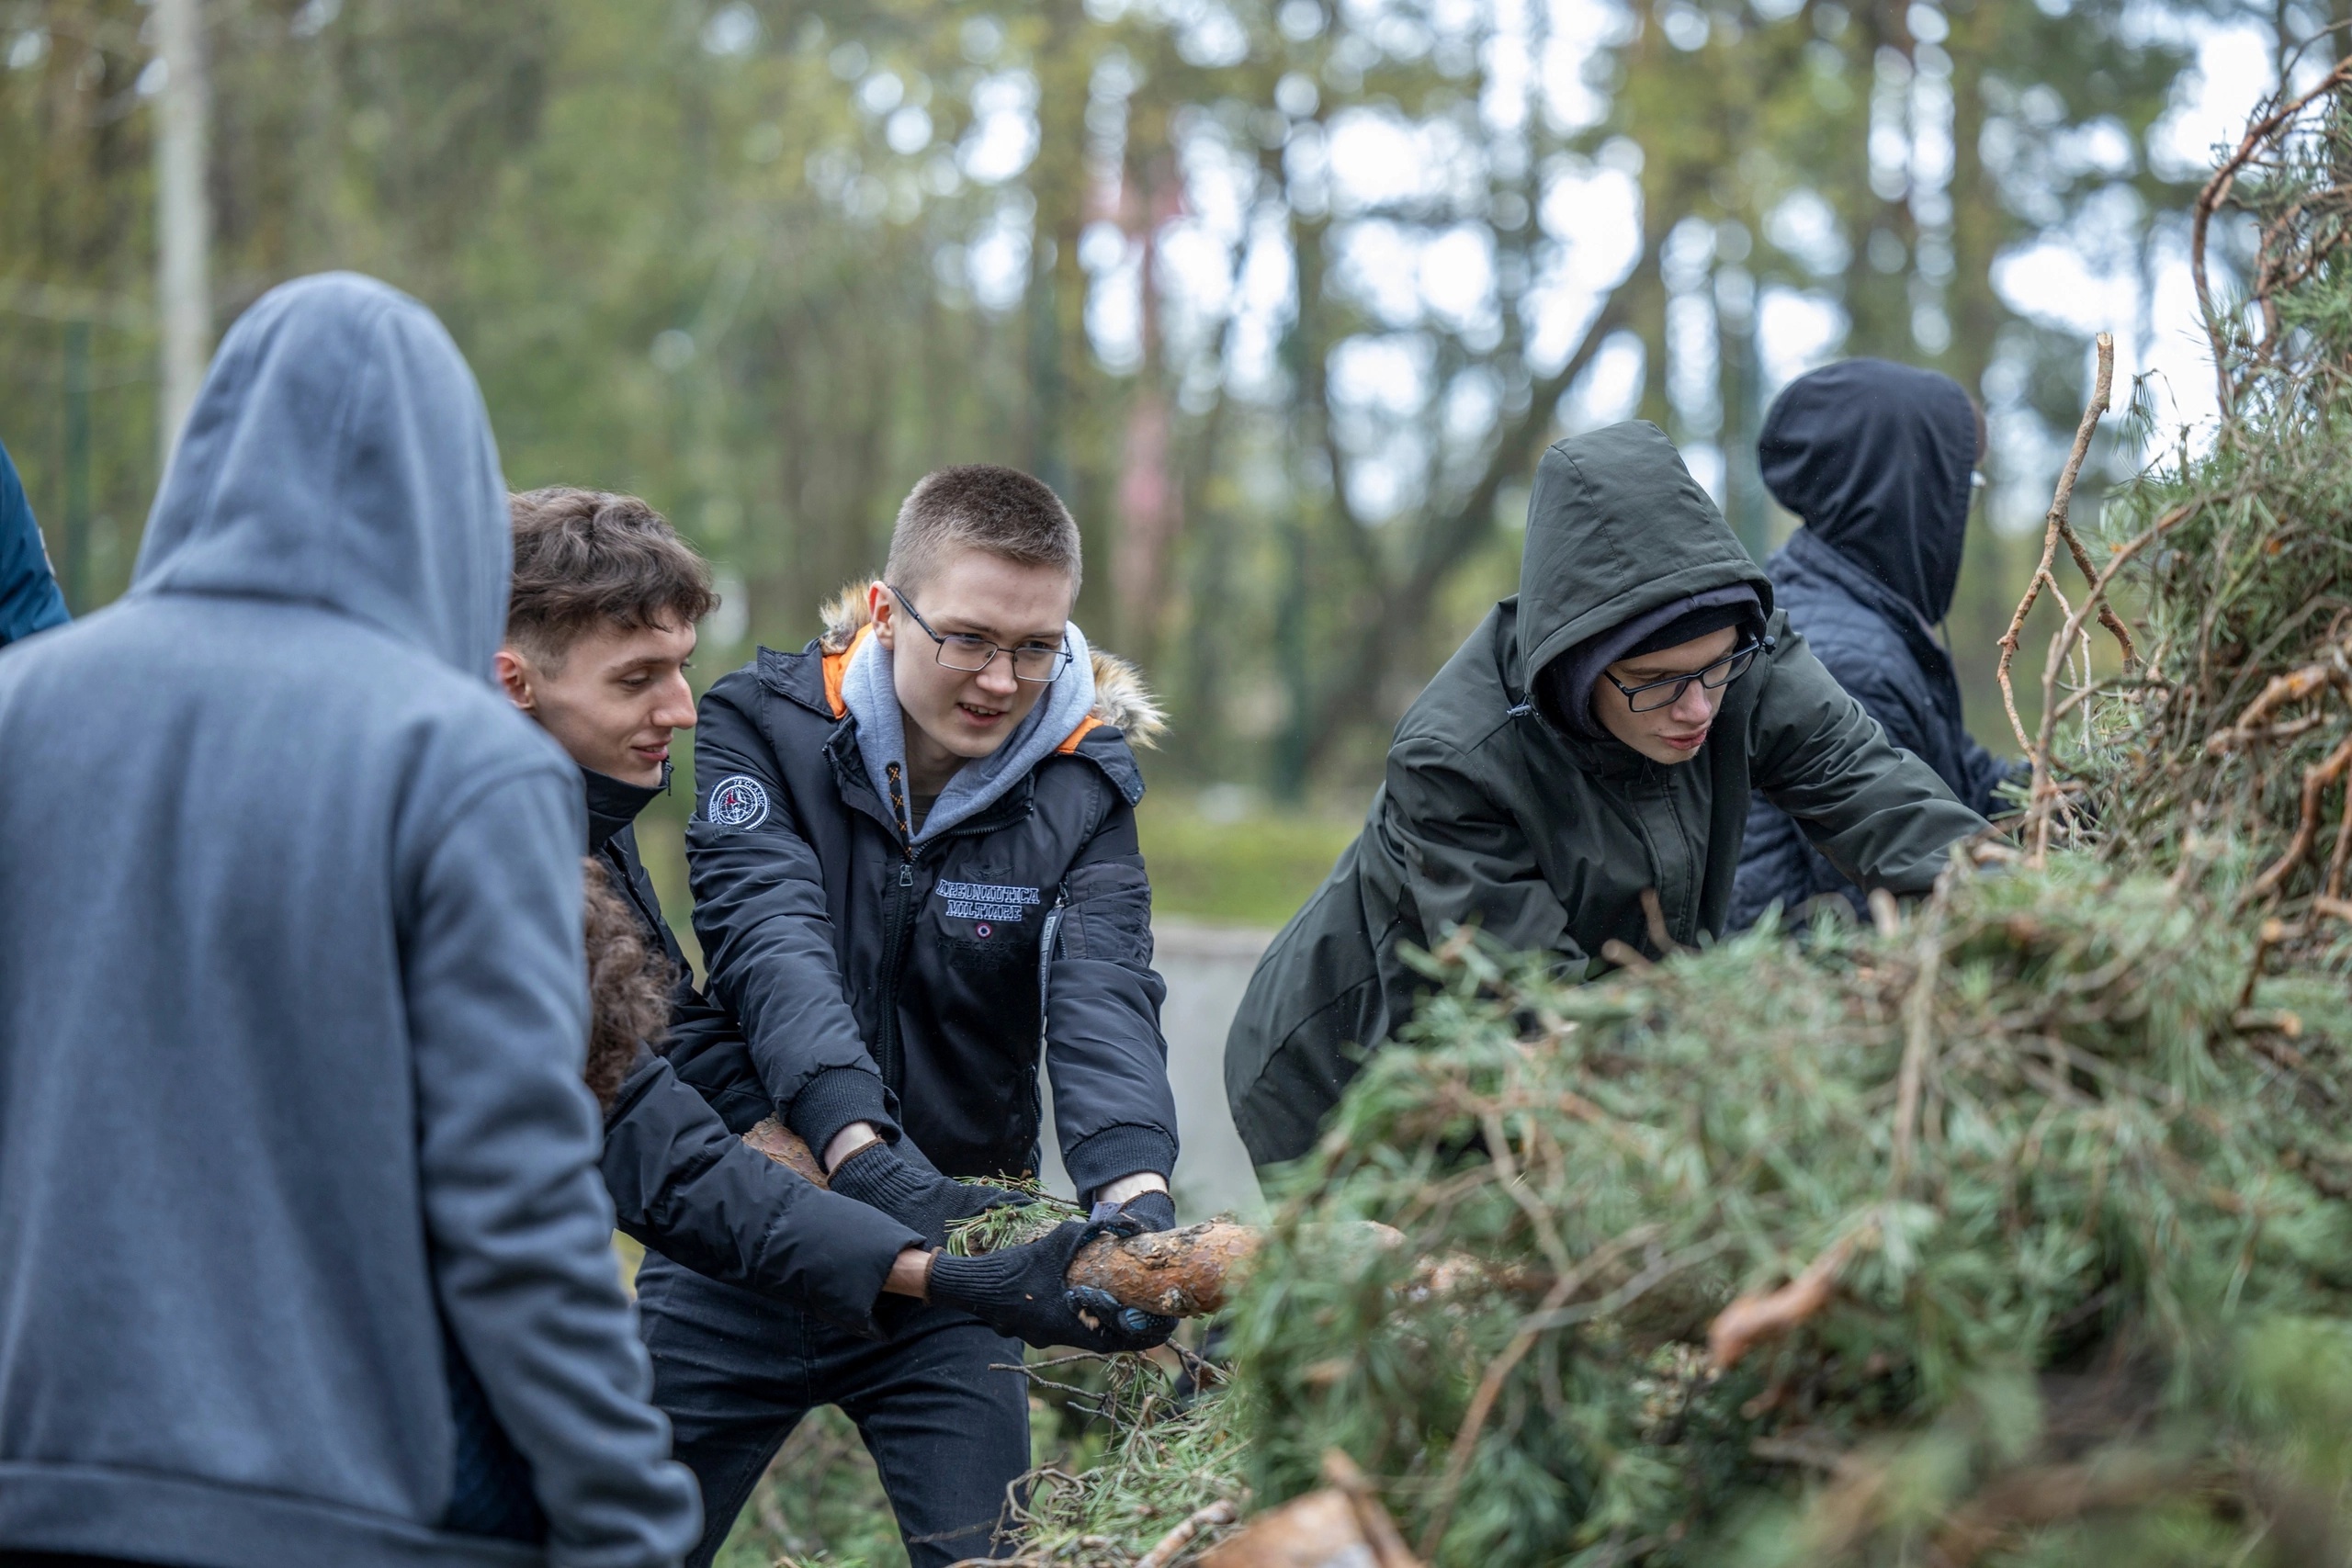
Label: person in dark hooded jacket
xmin=496 ymin=485 xmax=1159 ymax=1348
xmin=660 ymin=466 xmax=1178 ymax=1568
xmin=1727 ymin=359 xmax=2025 ymax=931
xmin=1224 ymin=420 xmax=1992 ymax=1169
xmin=0 ymin=274 xmax=700 ymax=1568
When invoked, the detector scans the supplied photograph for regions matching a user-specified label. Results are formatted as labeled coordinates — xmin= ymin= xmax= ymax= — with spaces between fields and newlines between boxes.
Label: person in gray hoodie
xmin=0 ymin=273 xmax=701 ymax=1568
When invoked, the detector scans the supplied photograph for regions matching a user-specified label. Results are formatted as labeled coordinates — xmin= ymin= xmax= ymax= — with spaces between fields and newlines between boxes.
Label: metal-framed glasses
xmin=887 ymin=583 xmax=1073 ymax=683
xmin=1605 ymin=638 xmax=1766 ymax=713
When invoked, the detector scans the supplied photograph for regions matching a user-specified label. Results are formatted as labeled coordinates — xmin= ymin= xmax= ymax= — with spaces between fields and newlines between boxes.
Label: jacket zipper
xmin=1036 ymin=888 xmax=1068 ymax=1052
xmin=1026 ymin=886 xmax=1069 ymax=1175
xmin=877 ymin=762 xmax=918 ymax=1094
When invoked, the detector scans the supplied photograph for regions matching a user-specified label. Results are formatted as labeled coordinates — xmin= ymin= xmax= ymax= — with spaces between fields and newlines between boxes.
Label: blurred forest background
xmin=0 ymin=0 xmax=2281 ymax=921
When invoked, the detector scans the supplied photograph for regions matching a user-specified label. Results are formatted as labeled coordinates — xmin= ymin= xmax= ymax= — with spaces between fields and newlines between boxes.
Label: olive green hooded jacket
xmin=1224 ymin=422 xmax=1987 ymax=1167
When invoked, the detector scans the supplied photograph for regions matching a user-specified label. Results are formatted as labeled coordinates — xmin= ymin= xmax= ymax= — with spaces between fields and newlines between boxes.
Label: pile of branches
xmin=2028 ymin=60 xmax=2352 ymax=939
xmin=1206 ymin=64 xmax=2352 ymax=1568
xmin=1226 ymin=862 xmax=2352 ymax=1565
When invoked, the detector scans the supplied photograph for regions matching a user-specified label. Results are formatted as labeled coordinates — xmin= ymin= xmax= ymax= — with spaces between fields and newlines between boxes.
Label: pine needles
xmin=946 ymin=1183 xmax=1083 ymax=1258
xmin=1224 ymin=863 xmax=2352 ymax=1564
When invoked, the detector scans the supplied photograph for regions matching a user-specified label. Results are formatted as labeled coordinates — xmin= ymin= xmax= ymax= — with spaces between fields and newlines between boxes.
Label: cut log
xmin=741 ymin=1116 xmax=829 ymax=1186
xmin=1069 ymin=1221 xmax=1262 ymax=1317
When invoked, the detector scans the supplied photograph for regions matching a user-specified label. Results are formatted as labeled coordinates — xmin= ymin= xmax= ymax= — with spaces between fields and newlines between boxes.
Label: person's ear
xmin=869 ymin=581 xmax=897 ymax=651
xmin=494 ymin=647 xmax=535 ymax=713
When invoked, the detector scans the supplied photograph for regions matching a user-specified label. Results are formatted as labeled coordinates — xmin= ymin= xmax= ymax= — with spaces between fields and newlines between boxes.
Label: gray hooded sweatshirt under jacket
xmin=0 ymin=274 xmax=700 ymax=1568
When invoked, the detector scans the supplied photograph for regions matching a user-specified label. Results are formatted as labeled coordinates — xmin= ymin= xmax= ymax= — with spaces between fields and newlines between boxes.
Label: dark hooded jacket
xmin=0 ymin=436 xmax=69 ymax=645
xmin=681 ymin=590 xmax=1177 ymax=1201
xmin=1223 ymin=421 xmax=1988 ymax=1168
xmin=1729 ymin=360 xmax=2022 ymax=931
xmin=583 ymin=766 xmax=922 ymax=1336
xmin=0 ymin=275 xmax=699 ymax=1568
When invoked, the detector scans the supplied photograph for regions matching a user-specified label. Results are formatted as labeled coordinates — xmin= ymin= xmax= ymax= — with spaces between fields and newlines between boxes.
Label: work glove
xmin=1109 ymin=1189 xmax=1176 ymax=1235
xmin=828 ymin=1137 xmax=1024 ymax=1249
xmin=927 ymin=1215 xmax=1178 ymax=1354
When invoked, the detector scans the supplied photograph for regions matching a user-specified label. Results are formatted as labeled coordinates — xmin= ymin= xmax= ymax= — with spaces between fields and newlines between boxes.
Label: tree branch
xmin=1299 ymin=290 xmax=1632 ymax=770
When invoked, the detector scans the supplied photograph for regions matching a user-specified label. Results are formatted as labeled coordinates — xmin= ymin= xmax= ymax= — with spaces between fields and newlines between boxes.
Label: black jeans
xmin=635 ymin=1252 xmax=1031 ymax=1568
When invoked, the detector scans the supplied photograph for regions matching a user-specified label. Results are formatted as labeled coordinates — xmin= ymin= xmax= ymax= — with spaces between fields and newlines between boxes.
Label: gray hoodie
xmin=0 ymin=274 xmax=700 ymax=1568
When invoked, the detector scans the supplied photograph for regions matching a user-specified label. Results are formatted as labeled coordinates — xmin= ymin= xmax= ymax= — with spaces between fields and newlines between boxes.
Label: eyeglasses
xmin=887 ymin=584 xmax=1073 ymax=683
xmin=1605 ymin=638 xmax=1765 ymax=713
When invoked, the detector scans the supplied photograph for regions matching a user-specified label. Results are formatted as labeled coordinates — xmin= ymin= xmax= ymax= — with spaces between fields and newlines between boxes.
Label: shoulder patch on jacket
xmin=707 ymin=775 xmax=771 ymax=830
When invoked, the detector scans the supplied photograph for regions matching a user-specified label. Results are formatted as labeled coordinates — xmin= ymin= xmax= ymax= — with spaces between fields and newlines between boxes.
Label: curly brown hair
xmin=508 ymin=489 xmax=719 ymax=666
xmin=582 ymin=859 xmax=674 ymax=1111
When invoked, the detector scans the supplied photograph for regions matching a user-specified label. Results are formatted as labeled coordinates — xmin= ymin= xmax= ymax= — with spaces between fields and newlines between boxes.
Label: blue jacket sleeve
xmin=601 ymin=1049 xmax=921 ymax=1336
xmin=1043 ymin=797 xmax=1179 ymax=1199
xmin=403 ymin=769 xmax=701 ymax=1568
xmin=0 ymin=439 xmax=69 ymax=645
xmin=685 ymin=673 xmax=898 ymax=1156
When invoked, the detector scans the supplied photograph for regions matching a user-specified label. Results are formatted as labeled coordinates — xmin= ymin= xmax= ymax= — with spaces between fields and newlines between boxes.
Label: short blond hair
xmin=884 ymin=465 xmax=1081 ymax=593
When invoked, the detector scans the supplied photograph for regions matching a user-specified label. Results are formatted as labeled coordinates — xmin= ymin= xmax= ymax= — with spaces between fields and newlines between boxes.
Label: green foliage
xmin=1001 ymin=1358 xmax=1250 ymax=1568
xmin=1225 ymin=862 xmax=2352 ymax=1564
xmin=946 ymin=1185 xmax=1084 ymax=1258
xmin=1136 ymin=795 xmax=1361 ymax=930
xmin=2067 ymin=99 xmax=2352 ymax=927
xmin=0 ymin=0 xmax=2198 ymax=789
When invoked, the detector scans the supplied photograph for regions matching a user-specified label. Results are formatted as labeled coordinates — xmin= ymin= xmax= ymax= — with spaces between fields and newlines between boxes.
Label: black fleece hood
xmin=1758 ymin=358 xmax=1977 ymax=626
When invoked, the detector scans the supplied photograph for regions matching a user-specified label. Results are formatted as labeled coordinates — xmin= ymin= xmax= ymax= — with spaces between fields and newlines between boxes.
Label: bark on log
xmin=1069 ymin=1221 xmax=1262 ymax=1317
xmin=741 ymin=1118 xmax=1267 ymax=1316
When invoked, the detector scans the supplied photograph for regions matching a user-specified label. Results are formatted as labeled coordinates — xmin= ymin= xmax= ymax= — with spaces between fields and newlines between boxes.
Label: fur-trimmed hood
xmin=817 ymin=581 xmax=1164 ymax=747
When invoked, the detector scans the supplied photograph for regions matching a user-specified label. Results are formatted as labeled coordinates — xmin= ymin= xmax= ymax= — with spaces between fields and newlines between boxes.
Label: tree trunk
xmin=154 ymin=0 xmax=210 ymax=467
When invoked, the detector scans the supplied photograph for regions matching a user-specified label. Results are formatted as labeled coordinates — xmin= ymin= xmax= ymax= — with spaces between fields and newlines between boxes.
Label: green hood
xmin=1514 ymin=421 xmax=1772 ymax=688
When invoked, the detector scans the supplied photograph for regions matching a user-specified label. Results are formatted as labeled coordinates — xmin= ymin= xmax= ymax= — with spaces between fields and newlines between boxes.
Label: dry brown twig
xmin=1707 ymin=1232 xmax=1859 ymax=1371
xmin=1132 ymin=1500 xmax=1240 ymax=1568
xmin=2192 ymin=54 xmax=2352 ymax=410
xmin=1997 ymin=333 xmax=2117 ymax=865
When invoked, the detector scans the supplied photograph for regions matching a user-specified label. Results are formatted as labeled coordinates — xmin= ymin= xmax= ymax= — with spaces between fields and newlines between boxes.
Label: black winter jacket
xmin=1730 ymin=360 xmax=2024 ymax=931
xmin=682 ymin=597 xmax=1178 ymax=1201
xmin=1225 ymin=422 xmax=1986 ymax=1168
xmin=582 ymin=767 xmax=922 ymax=1335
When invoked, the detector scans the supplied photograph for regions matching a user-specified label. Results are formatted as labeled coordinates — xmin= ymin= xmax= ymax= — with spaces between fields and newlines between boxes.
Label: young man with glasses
xmin=646 ymin=465 xmax=1178 ymax=1567
xmin=1224 ymin=420 xmax=1992 ymax=1169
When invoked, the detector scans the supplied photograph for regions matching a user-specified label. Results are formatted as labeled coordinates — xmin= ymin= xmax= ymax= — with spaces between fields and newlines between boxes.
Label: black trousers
xmin=635 ymin=1252 xmax=1031 ymax=1568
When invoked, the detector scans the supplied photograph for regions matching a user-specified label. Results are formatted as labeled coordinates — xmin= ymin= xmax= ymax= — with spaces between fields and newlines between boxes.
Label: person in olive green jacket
xmin=1223 ymin=420 xmax=1989 ymax=1168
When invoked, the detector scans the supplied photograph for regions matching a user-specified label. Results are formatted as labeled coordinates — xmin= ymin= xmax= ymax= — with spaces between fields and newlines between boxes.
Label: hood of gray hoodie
xmin=0 ymin=273 xmax=697 ymax=1566
xmin=133 ymin=270 xmax=510 ymax=678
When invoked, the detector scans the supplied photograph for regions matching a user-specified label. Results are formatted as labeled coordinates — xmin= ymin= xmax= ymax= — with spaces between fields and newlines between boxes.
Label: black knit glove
xmin=1111 ymin=1190 xmax=1176 ymax=1234
xmin=828 ymin=1138 xmax=1023 ymax=1248
xmin=928 ymin=1217 xmax=1178 ymax=1353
